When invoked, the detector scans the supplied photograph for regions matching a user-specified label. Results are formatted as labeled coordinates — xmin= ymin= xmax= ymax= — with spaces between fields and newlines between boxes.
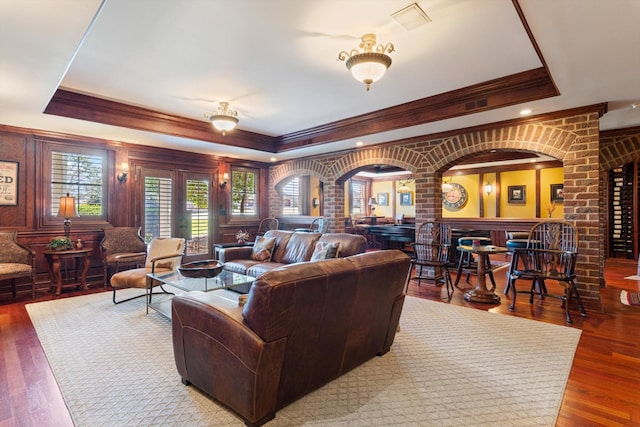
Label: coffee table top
xmin=148 ymin=269 xmax=254 ymax=293
xmin=146 ymin=269 xmax=254 ymax=319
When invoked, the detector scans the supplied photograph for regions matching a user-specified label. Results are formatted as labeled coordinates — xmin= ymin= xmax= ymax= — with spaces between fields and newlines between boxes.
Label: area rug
xmin=27 ymin=290 xmax=581 ymax=426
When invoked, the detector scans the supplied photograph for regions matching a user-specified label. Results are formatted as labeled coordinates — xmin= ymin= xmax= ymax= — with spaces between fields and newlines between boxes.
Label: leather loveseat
xmin=218 ymin=230 xmax=367 ymax=278
xmin=171 ymin=249 xmax=410 ymax=426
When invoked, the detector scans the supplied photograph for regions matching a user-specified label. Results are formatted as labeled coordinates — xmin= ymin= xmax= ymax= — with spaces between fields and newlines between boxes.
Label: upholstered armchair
xmin=100 ymin=227 xmax=147 ymax=288
xmin=0 ymin=232 xmax=36 ymax=299
xmin=110 ymin=237 xmax=185 ymax=305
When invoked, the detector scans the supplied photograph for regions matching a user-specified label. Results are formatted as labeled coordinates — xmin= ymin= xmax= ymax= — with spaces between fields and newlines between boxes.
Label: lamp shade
xmin=346 ymin=53 xmax=392 ymax=88
xmin=57 ymin=193 xmax=79 ymax=218
xmin=368 ymin=197 xmax=377 ymax=206
xmin=205 ymin=102 xmax=239 ymax=135
xmin=338 ymin=33 xmax=394 ymax=91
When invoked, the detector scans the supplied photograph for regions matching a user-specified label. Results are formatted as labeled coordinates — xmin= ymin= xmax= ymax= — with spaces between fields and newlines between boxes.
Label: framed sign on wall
xmin=0 ymin=160 xmax=18 ymax=206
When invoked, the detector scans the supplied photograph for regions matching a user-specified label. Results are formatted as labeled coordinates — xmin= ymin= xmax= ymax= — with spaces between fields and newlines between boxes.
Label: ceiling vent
xmin=391 ymin=3 xmax=432 ymax=31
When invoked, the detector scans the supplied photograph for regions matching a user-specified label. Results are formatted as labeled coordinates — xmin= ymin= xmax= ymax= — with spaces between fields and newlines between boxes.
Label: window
xmin=282 ymin=177 xmax=301 ymax=215
xmin=350 ymin=179 xmax=366 ymax=215
xmin=143 ymin=175 xmax=172 ymax=242
xmin=231 ymin=168 xmax=257 ymax=216
xmin=47 ymin=144 xmax=107 ymax=223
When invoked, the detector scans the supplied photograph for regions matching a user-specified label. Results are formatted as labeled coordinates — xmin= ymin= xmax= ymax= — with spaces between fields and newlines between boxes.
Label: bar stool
xmin=503 ymin=235 xmax=529 ymax=295
xmin=454 ymin=237 xmax=496 ymax=290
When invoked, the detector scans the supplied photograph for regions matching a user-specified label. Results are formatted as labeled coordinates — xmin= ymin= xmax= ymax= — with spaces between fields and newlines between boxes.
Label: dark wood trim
xmin=601 ymin=125 xmax=640 ymax=138
xmin=277 ymin=68 xmax=559 ymax=151
xmin=44 ymin=67 xmax=560 ymax=156
xmin=44 ymin=89 xmax=279 ymax=153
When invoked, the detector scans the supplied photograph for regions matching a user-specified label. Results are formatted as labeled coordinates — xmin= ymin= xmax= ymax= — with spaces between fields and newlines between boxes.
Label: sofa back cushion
xmin=318 ymin=233 xmax=367 ymax=257
xmin=242 ymin=250 xmax=409 ymax=406
xmin=243 ymin=250 xmax=408 ymax=343
xmin=279 ymin=232 xmax=322 ymax=264
xmin=263 ymin=230 xmax=294 ymax=263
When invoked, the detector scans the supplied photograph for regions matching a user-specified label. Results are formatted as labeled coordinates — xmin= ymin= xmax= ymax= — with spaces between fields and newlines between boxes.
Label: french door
xmin=138 ymin=167 xmax=214 ymax=261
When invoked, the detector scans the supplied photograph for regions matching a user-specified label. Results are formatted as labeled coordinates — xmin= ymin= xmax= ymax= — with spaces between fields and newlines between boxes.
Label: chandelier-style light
xmin=205 ymin=102 xmax=239 ymax=135
xmin=338 ymin=33 xmax=395 ymax=91
xmin=397 ymin=178 xmax=414 ymax=193
xmin=442 ymin=177 xmax=453 ymax=193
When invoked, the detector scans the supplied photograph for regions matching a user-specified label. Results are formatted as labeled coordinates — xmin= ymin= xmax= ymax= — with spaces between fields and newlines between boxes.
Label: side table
xmin=43 ymin=249 xmax=93 ymax=296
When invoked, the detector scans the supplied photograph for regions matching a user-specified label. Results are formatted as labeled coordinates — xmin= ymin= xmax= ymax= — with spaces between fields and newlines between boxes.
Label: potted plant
xmin=47 ymin=236 xmax=73 ymax=251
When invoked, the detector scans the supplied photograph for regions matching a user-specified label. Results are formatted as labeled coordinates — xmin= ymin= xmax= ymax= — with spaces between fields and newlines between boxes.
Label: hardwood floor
xmin=1 ymin=258 xmax=639 ymax=426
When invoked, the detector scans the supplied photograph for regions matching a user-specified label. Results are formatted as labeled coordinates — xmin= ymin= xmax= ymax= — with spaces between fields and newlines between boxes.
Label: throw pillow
xmin=310 ymin=241 xmax=340 ymax=262
xmin=251 ymin=236 xmax=276 ymax=262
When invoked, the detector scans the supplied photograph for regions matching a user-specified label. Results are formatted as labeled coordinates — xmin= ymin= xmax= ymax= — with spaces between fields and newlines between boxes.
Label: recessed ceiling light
xmin=270 ymin=157 xmax=277 ymax=162
xmin=520 ymin=108 xmax=532 ymax=116
xmin=632 ymin=103 xmax=639 ymax=109
xmin=356 ymin=141 xmax=364 ymax=146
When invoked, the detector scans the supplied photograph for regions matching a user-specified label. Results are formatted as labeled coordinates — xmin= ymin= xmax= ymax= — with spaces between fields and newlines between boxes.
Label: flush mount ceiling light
xmin=338 ymin=33 xmax=395 ymax=91
xmin=204 ymin=102 xmax=239 ymax=135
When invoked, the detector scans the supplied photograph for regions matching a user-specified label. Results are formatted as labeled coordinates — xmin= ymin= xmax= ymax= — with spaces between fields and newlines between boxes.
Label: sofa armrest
xmin=171 ymin=291 xmax=287 ymax=426
xmin=218 ymin=246 xmax=254 ymax=263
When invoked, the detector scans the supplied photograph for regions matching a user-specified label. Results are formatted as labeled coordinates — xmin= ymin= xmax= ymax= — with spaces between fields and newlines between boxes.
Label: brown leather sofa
xmin=171 ymin=249 xmax=410 ymax=426
xmin=218 ymin=230 xmax=367 ymax=277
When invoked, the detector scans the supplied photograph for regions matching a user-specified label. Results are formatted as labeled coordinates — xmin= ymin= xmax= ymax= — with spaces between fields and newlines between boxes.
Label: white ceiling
xmin=1 ymin=0 xmax=639 ymax=163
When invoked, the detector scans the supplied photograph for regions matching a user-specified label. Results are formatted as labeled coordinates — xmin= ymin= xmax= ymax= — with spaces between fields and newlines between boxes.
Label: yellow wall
xmin=483 ymin=172 xmax=497 ymax=218
xmin=541 ymin=167 xmax=564 ymax=218
xmin=371 ymin=181 xmax=394 ymax=217
xmin=500 ymin=170 xmax=536 ymax=217
xmin=394 ymin=179 xmax=416 ymax=218
xmin=442 ymin=174 xmax=480 ymax=218
xmin=441 ymin=167 xmax=564 ymax=218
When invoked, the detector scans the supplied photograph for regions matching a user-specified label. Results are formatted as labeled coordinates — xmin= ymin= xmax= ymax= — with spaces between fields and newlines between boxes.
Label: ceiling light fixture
xmin=397 ymin=177 xmax=414 ymax=193
xmin=205 ymin=102 xmax=238 ymax=135
xmin=338 ymin=33 xmax=395 ymax=91
xmin=442 ymin=176 xmax=453 ymax=193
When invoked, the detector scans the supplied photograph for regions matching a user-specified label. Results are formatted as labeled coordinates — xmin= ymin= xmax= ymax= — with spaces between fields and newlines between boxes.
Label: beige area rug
xmin=27 ymin=289 xmax=581 ymax=426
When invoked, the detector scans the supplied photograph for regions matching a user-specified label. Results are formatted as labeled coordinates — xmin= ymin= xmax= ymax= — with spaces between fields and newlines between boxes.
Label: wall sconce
xmin=117 ymin=162 xmax=128 ymax=183
xmin=484 ymin=182 xmax=493 ymax=194
xmin=220 ymin=172 xmax=229 ymax=189
xmin=312 ymin=197 xmax=319 ymax=208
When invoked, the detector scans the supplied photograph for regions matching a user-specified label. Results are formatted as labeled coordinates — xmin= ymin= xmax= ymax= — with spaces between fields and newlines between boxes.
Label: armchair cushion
xmin=251 ymin=236 xmax=276 ymax=262
xmin=146 ymin=238 xmax=184 ymax=269
xmin=0 ymin=263 xmax=32 ymax=278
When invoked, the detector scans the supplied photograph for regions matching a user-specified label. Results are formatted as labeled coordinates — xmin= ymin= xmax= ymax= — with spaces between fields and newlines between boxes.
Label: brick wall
xmin=270 ymin=110 xmax=604 ymax=308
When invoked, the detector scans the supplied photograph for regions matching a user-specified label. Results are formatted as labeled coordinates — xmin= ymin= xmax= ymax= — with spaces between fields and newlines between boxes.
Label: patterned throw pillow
xmin=251 ymin=236 xmax=276 ymax=262
xmin=310 ymin=241 xmax=340 ymax=262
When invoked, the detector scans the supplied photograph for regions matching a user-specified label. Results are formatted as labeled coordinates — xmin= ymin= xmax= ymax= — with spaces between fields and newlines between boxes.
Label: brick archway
xmin=268 ymin=110 xmax=602 ymax=307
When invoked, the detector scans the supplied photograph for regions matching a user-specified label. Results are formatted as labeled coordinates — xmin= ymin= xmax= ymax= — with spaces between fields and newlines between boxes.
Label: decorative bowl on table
xmin=178 ymin=260 xmax=224 ymax=278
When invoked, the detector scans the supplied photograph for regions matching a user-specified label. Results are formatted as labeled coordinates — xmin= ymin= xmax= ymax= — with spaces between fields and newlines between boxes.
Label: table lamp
xmin=368 ymin=197 xmax=377 ymax=215
xmin=57 ymin=193 xmax=79 ymax=238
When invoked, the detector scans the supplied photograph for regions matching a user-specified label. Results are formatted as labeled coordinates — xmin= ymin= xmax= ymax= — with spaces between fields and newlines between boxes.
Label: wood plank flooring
xmin=1 ymin=257 xmax=639 ymax=426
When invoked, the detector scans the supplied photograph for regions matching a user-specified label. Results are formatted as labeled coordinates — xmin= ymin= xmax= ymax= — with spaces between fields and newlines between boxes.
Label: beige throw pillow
xmin=310 ymin=241 xmax=340 ymax=261
xmin=251 ymin=236 xmax=276 ymax=262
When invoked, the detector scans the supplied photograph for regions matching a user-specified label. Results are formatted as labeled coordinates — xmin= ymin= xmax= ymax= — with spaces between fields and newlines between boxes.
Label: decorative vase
xmin=237 ymin=239 xmax=245 ymax=245
xmin=76 ymin=238 xmax=83 ymax=249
